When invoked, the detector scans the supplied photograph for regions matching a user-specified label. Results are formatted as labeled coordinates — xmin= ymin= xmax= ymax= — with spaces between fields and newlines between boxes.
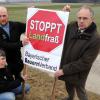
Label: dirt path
xmin=86 ymin=54 xmax=100 ymax=95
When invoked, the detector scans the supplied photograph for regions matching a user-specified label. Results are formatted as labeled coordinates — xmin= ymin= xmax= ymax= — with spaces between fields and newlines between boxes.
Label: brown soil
xmin=16 ymin=67 xmax=100 ymax=100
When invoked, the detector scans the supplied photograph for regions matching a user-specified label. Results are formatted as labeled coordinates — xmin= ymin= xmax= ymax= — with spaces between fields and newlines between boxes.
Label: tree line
xmin=52 ymin=0 xmax=100 ymax=3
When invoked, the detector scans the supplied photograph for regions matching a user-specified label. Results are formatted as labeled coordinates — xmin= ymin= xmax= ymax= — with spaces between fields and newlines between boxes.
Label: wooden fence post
xmin=22 ymin=64 xmax=27 ymax=100
xmin=51 ymin=78 xmax=57 ymax=100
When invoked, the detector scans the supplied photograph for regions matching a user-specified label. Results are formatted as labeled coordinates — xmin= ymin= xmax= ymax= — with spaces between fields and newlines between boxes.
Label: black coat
xmin=0 ymin=68 xmax=21 ymax=93
xmin=59 ymin=21 xmax=100 ymax=85
xmin=0 ymin=21 xmax=26 ymax=75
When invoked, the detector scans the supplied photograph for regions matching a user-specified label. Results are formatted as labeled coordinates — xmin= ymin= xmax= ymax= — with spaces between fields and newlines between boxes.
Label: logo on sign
xmin=27 ymin=10 xmax=65 ymax=52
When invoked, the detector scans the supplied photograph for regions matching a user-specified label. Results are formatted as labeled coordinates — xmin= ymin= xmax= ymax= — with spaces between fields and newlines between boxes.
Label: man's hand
xmin=22 ymin=37 xmax=29 ymax=46
xmin=22 ymin=74 xmax=28 ymax=81
xmin=54 ymin=69 xmax=64 ymax=78
xmin=62 ymin=4 xmax=71 ymax=12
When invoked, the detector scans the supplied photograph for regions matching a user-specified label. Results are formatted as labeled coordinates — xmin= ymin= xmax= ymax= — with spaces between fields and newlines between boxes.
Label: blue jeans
xmin=0 ymin=92 xmax=15 ymax=100
xmin=12 ymin=83 xmax=30 ymax=95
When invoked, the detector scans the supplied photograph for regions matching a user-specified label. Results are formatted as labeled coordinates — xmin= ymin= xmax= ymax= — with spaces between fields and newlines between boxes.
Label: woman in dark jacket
xmin=0 ymin=49 xmax=30 ymax=98
xmin=0 ymin=49 xmax=21 ymax=93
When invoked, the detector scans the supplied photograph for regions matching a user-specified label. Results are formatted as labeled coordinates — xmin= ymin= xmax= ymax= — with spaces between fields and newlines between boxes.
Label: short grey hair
xmin=78 ymin=5 xmax=94 ymax=18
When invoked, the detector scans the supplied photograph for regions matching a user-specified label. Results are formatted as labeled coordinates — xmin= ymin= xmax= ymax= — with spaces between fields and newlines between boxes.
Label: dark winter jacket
xmin=0 ymin=21 xmax=26 ymax=76
xmin=0 ymin=68 xmax=21 ymax=93
xmin=59 ymin=21 xmax=100 ymax=85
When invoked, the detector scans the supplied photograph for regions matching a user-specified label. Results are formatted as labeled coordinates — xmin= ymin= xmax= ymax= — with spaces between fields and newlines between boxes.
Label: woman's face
xmin=0 ymin=56 xmax=6 ymax=68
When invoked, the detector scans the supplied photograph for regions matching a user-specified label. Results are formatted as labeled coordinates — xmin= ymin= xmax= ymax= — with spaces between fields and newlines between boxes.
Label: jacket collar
xmin=73 ymin=22 xmax=97 ymax=40
xmin=84 ymin=22 xmax=96 ymax=33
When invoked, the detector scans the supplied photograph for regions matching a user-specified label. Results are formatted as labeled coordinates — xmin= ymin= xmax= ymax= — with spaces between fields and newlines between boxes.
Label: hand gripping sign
xmin=24 ymin=8 xmax=69 ymax=73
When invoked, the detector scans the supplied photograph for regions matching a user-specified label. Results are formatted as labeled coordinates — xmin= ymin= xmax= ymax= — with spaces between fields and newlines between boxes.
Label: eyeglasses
xmin=0 ymin=15 xmax=7 ymax=18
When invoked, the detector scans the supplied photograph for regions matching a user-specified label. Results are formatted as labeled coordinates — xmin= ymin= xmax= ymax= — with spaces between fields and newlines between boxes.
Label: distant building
xmin=0 ymin=0 xmax=99 ymax=3
xmin=52 ymin=0 xmax=66 ymax=3
xmin=0 ymin=0 xmax=6 ymax=2
xmin=52 ymin=0 xmax=100 ymax=3
xmin=0 ymin=0 xmax=51 ymax=3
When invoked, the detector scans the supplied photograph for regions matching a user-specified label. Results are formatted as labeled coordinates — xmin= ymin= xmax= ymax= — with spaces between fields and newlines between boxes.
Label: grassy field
xmin=6 ymin=3 xmax=100 ymax=32
xmin=1 ymin=3 xmax=100 ymax=100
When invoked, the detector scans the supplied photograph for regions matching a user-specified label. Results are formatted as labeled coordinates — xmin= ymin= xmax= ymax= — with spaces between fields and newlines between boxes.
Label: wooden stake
xmin=22 ymin=80 xmax=25 ymax=100
xmin=22 ymin=64 xmax=27 ymax=100
xmin=51 ymin=78 xmax=57 ymax=100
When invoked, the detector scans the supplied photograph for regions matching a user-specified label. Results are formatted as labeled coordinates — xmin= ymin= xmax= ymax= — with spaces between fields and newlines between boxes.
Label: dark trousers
xmin=65 ymin=82 xmax=88 ymax=100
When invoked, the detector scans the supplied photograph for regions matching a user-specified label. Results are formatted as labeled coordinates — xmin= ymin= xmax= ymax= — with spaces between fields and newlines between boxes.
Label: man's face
xmin=77 ymin=8 xmax=93 ymax=30
xmin=0 ymin=8 xmax=8 ymax=25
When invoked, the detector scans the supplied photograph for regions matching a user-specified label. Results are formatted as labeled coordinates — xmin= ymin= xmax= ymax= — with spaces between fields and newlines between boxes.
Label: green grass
xmin=7 ymin=3 xmax=100 ymax=32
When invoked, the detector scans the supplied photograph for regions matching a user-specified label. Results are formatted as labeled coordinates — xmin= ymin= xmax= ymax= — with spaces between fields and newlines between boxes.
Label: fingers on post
xmin=63 ymin=4 xmax=71 ymax=12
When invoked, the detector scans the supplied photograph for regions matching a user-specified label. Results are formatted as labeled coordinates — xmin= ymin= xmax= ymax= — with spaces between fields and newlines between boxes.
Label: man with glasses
xmin=55 ymin=5 xmax=100 ymax=100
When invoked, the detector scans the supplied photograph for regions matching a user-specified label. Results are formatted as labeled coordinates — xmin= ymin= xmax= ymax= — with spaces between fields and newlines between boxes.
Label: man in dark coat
xmin=55 ymin=5 xmax=100 ymax=100
xmin=0 ymin=6 xmax=29 ymax=79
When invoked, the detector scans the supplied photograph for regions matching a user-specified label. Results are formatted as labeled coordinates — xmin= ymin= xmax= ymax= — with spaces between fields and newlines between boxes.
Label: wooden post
xmin=22 ymin=80 xmax=25 ymax=100
xmin=22 ymin=64 xmax=27 ymax=100
xmin=51 ymin=78 xmax=57 ymax=100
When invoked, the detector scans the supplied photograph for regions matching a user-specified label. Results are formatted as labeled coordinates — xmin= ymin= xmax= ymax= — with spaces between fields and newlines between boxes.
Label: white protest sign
xmin=24 ymin=8 xmax=69 ymax=73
